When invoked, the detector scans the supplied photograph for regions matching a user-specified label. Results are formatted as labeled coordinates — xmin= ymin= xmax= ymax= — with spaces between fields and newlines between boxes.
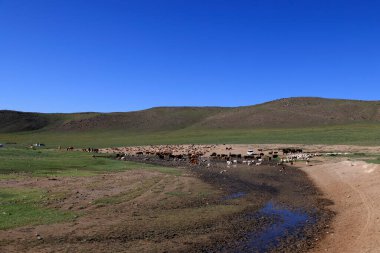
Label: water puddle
xmin=244 ymin=201 xmax=315 ymax=252
xmin=223 ymin=191 xmax=247 ymax=200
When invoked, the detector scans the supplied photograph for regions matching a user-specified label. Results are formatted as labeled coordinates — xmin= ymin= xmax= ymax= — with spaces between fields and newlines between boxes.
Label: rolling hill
xmin=1 ymin=97 xmax=380 ymax=147
xmin=1 ymin=97 xmax=379 ymax=133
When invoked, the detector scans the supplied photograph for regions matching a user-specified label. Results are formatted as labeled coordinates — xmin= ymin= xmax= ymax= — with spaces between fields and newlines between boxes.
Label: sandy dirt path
xmin=301 ymin=159 xmax=380 ymax=253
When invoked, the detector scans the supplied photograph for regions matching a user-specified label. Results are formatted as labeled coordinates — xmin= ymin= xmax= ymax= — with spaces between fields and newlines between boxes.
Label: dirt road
xmin=300 ymin=159 xmax=380 ymax=253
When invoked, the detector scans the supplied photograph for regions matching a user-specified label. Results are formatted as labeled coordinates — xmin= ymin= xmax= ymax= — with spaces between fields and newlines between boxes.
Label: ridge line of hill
xmin=1 ymin=97 xmax=379 ymax=133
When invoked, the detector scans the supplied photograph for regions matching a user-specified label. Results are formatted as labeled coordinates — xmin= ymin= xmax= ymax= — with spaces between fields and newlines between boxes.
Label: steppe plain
xmin=1 ymin=98 xmax=380 ymax=252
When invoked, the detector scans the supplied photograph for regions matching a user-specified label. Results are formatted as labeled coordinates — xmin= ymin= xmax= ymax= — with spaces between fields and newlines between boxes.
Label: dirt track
xmin=222 ymin=144 xmax=380 ymax=253
xmin=300 ymin=159 xmax=380 ymax=253
xmin=226 ymin=144 xmax=380 ymax=253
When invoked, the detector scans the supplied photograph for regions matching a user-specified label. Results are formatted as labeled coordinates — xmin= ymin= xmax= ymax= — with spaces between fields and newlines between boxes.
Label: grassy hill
xmin=195 ymin=97 xmax=380 ymax=129
xmin=1 ymin=97 xmax=380 ymax=147
xmin=0 ymin=110 xmax=50 ymax=132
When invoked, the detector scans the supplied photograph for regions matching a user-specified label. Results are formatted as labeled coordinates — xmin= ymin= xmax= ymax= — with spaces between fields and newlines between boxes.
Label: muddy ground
xmin=122 ymin=155 xmax=334 ymax=252
xmin=0 ymin=154 xmax=334 ymax=253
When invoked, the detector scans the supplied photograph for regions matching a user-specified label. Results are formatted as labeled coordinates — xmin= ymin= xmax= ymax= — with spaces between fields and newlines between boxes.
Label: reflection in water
xmin=245 ymin=202 xmax=314 ymax=252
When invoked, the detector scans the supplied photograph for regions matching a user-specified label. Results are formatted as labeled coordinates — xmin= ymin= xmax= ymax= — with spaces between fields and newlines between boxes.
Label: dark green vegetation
xmin=0 ymin=188 xmax=75 ymax=230
xmin=368 ymin=157 xmax=380 ymax=164
xmin=1 ymin=123 xmax=380 ymax=147
xmin=0 ymin=148 xmax=180 ymax=177
xmin=340 ymin=152 xmax=380 ymax=164
xmin=1 ymin=97 xmax=380 ymax=146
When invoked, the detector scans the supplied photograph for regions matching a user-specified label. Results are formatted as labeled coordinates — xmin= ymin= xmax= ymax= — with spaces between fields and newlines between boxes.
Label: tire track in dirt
xmin=301 ymin=160 xmax=380 ymax=253
xmin=334 ymin=167 xmax=373 ymax=251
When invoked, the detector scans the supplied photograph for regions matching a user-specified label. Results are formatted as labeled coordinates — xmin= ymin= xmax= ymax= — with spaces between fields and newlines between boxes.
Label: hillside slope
xmin=56 ymin=107 xmax=228 ymax=132
xmin=194 ymin=97 xmax=380 ymax=129
xmin=0 ymin=110 xmax=50 ymax=132
xmin=1 ymin=98 xmax=379 ymax=133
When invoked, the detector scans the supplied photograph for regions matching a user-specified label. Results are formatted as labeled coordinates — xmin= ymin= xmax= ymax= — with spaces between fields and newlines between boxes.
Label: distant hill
xmin=194 ymin=97 xmax=380 ymax=129
xmin=1 ymin=97 xmax=380 ymax=133
xmin=0 ymin=110 xmax=50 ymax=132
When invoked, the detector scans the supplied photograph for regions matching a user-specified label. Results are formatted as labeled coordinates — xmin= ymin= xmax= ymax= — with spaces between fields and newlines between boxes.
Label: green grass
xmin=1 ymin=123 xmax=380 ymax=148
xmin=367 ymin=157 xmax=380 ymax=164
xmin=0 ymin=149 xmax=181 ymax=230
xmin=0 ymin=188 xmax=75 ymax=230
xmin=0 ymin=148 xmax=126 ymax=177
xmin=0 ymin=148 xmax=181 ymax=177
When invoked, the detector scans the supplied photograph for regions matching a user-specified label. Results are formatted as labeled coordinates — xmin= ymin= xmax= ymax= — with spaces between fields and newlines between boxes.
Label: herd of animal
xmin=58 ymin=146 xmax=99 ymax=152
xmin=101 ymin=144 xmax=318 ymax=167
xmin=109 ymin=144 xmax=214 ymax=165
xmin=52 ymin=144 xmax=326 ymax=169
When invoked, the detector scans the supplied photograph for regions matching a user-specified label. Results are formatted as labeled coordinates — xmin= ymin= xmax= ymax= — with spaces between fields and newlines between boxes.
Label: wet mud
xmin=122 ymin=155 xmax=335 ymax=253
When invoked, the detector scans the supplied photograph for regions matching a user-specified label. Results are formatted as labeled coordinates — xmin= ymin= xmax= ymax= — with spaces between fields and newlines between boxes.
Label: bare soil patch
xmin=300 ymin=158 xmax=380 ymax=253
xmin=0 ymin=145 xmax=336 ymax=252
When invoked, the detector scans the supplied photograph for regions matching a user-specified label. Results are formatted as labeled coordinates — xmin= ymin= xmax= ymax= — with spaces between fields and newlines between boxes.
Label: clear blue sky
xmin=0 ymin=0 xmax=379 ymax=113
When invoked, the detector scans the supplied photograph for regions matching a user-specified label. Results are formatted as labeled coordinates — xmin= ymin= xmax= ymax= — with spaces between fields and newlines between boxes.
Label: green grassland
xmin=0 ymin=148 xmax=181 ymax=177
xmin=368 ymin=157 xmax=380 ymax=164
xmin=0 ymin=187 xmax=75 ymax=230
xmin=0 ymin=120 xmax=379 ymax=231
xmin=1 ymin=123 xmax=380 ymax=148
xmin=0 ymin=148 xmax=180 ymax=230
xmin=0 ymin=148 xmax=127 ymax=177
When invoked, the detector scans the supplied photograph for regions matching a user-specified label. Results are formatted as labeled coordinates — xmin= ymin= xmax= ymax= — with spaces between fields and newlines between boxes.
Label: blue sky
xmin=0 ymin=0 xmax=379 ymax=113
